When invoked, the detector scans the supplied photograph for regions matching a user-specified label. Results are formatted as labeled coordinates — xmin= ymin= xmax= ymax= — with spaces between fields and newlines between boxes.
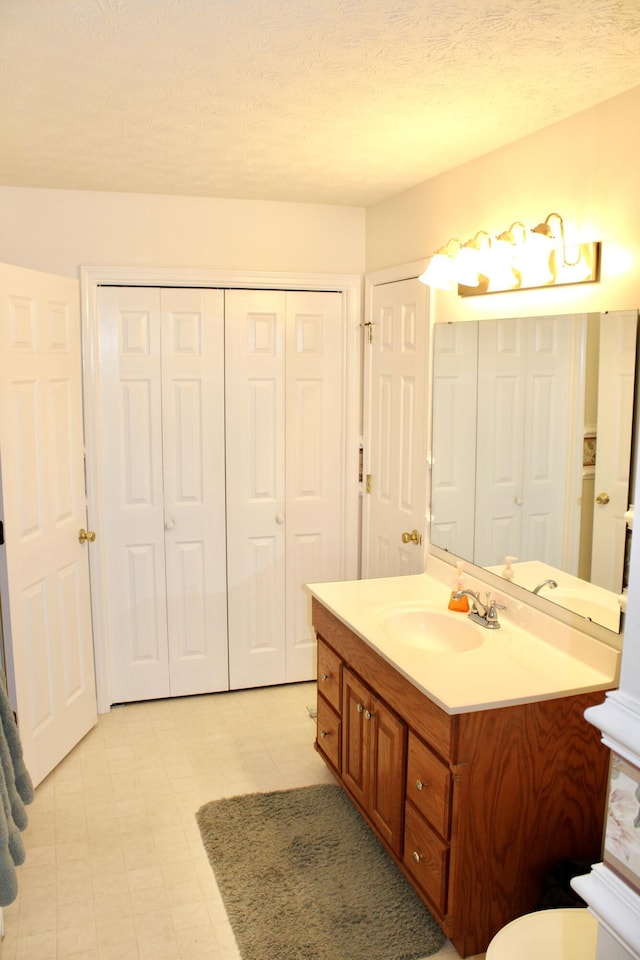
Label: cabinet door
xmin=341 ymin=668 xmax=370 ymax=810
xmin=368 ymin=693 xmax=406 ymax=854
xmin=342 ymin=667 xmax=406 ymax=853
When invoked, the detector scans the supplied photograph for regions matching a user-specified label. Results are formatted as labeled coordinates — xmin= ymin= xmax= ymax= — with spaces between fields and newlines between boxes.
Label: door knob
xmin=165 ymin=519 xmax=175 ymax=530
xmin=78 ymin=528 xmax=96 ymax=544
xmin=595 ymin=493 xmax=611 ymax=505
xmin=401 ymin=529 xmax=421 ymax=545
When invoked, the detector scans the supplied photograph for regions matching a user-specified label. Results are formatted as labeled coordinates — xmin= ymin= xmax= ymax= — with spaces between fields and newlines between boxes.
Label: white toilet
xmin=485 ymin=908 xmax=598 ymax=959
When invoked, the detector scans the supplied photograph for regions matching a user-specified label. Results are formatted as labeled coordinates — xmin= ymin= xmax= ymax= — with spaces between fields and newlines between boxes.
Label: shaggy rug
xmin=196 ymin=782 xmax=445 ymax=960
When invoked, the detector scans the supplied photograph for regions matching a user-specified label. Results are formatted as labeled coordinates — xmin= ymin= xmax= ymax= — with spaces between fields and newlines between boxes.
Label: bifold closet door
xmin=97 ymin=286 xmax=228 ymax=703
xmin=225 ymin=289 xmax=345 ymax=690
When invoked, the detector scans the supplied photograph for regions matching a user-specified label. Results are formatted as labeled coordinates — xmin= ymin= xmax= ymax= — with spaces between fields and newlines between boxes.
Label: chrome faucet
xmin=452 ymin=589 xmax=505 ymax=629
xmin=532 ymin=579 xmax=559 ymax=594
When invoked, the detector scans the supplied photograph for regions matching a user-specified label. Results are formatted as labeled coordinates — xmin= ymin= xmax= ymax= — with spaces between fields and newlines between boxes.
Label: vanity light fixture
xmin=530 ymin=211 xmax=595 ymax=282
xmin=454 ymin=231 xmax=492 ymax=287
xmin=419 ymin=212 xmax=601 ymax=296
xmin=418 ymin=238 xmax=462 ymax=290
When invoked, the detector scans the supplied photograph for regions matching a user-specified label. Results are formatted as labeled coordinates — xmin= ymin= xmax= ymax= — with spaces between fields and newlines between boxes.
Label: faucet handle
xmin=486 ymin=596 xmax=506 ymax=622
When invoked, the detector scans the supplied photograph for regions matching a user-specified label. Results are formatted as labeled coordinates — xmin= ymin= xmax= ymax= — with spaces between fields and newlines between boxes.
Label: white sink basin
xmin=547 ymin=588 xmax=619 ymax=628
xmin=381 ymin=603 xmax=484 ymax=653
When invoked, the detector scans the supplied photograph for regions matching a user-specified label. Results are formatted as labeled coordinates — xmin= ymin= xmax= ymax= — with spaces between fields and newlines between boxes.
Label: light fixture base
xmin=458 ymin=240 xmax=601 ymax=297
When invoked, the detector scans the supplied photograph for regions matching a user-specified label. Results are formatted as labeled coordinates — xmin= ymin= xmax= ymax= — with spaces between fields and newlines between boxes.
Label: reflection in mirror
xmin=430 ymin=310 xmax=639 ymax=634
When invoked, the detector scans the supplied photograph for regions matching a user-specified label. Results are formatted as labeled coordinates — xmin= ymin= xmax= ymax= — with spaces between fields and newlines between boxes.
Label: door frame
xmin=81 ymin=265 xmax=361 ymax=712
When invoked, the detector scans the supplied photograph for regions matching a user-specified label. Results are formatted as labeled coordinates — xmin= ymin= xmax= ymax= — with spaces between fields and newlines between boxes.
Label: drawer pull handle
xmin=320 ymin=673 xmax=329 ymax=682
xmin=415 ymin=779 xmax=424 ymax=791
xmin=412 ymin=851 xmax=422 ymax=863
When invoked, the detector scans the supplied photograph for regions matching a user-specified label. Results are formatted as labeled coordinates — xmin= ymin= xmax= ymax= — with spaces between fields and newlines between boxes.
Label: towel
xmin=0 ymin=671 xmax=34 ymax=906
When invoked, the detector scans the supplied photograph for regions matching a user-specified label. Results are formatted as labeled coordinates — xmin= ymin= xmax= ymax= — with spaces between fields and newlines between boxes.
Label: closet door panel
xmin=98 ymin=287 xmax=170 ymax=702
xmin=161 ymin=289 xmax=228 ymax=696
xmin=285 ymin=291 xmax=345 ymax=681
xmin=225 ymin=290 xmax=286 ymax=689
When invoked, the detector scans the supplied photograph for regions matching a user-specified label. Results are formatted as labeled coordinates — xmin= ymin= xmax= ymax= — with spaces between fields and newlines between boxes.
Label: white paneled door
xmin=97 ymin=287 xmax=228 ymax=703
xmin=362 ymin=278 xmax=429 ymax=578
xmin=0 ymin=264 xmax=97 ymax=786
xmin=96 ymin=285 xmax=346 ymax=701
xmin=475 ymin=315 xmax=575 ymax=567
xmin=430 ymin=321 xmax=479 ymax=560
xmin=591 ymin=309 xmax=638 ymax=591
xmin=225 ymin=289 xmax=345 ymax=689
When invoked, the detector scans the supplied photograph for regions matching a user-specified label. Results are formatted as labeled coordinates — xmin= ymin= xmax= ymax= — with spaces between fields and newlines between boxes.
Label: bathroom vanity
xmin=308 ymin=567 xmax=619 ymax=958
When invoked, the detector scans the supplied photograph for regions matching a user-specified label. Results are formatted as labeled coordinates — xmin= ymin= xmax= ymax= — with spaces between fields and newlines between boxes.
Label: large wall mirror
xmin=430 ymin=309 xmax=639 ymax=634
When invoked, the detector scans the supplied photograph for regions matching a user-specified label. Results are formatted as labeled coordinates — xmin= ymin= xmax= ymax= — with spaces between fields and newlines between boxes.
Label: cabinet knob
xmin=415 ymin=779 xmax=424 ymax=792
xmin=165 ymin=519 xmax=175 ymax=530
xmin=412 ymin=851 xmax=422 ymax=863
xmin=319 ymin=730 xmax=329 ymax=739
xmin=364 ymin=709 xmax=373 ymax=721
xmin=357 ymin=703 xmax=364 ymax=713
xmin=320 ymin=673 xmax=329 ymax=682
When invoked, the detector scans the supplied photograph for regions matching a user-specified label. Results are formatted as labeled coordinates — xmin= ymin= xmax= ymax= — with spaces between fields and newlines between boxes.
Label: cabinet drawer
xmin=317 ymin=638 xmax=342 ymax=712
xmin=406 ymin=731 xmax=452 ymax=838
xmin=404 ymin=800 xmax=449 ymax=915
xmin=316 ymin=694 xmax=341 ymax=771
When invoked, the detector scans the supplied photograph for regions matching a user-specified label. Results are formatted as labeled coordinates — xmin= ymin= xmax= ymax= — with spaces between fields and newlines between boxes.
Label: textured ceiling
xmin=2 ymin=0 xmax=640 ymax=206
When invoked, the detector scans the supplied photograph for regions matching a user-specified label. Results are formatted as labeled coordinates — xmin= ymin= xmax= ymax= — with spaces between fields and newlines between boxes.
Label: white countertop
xmin=307 ymin=561 xmax=620 ymax=715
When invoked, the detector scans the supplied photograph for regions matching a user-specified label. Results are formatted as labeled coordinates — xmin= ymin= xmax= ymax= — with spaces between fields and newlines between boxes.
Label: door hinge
xmin=365 ymin=474 xmax=372 ymax=494
xmin=0 ymin=520 xmax=4 ymax=545
xmin=362 ymin=321 xmax=373 ymax=344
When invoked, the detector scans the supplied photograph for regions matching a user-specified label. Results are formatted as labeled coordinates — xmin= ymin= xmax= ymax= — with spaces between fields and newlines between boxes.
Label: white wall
xmin=366 ymin=85 xmax=640 ymax=324
xmin=0 ymin=188 xmax=366 ymax=278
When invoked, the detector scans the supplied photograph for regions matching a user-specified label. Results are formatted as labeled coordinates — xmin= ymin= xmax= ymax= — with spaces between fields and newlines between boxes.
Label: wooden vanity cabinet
xmin=312 ymin=599 xmax=610 ymax=959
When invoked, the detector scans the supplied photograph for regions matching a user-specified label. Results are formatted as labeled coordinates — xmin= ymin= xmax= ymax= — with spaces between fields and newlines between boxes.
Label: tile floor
xmin=1 ymin=682 xmax=484 ymax=960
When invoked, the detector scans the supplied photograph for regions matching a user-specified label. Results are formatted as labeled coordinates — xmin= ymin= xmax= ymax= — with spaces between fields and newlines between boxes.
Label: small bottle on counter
xmin=448 ymin=560 xmax=470 ymax=611
xmin=501 ymin=556 xmax=518 ymax=581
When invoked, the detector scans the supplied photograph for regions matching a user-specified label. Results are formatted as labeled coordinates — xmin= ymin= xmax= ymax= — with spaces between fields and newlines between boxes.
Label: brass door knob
xmin=78 ymin=528 xmax=96 ymax=544
xmin=401 ymin=529 xmax=421 ymax=545
xmin=595 ymin=493 xmax=611 ymax=505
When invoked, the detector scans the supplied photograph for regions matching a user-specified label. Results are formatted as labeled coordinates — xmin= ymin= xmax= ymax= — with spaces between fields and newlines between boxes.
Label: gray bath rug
xmin=196 ymin=782 xmax=445 ymax=960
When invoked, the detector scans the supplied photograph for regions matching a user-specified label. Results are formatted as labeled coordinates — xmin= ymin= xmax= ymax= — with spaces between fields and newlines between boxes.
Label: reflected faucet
xmin=452 ymin=589 xmax=505 ymax=629
xmin=532 ymin=579 xmax=559 ymax=594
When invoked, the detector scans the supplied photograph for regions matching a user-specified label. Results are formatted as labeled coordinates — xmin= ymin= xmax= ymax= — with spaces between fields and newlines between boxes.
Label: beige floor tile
xmin=6 ymin=681 xmax=467 ymax=960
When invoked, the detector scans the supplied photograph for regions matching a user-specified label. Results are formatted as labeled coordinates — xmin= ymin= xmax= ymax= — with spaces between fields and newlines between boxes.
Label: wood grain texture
xmin=312 ymin=599 xmax=611 ymax=958
xmin=452 ymin=692 xmax=608 ymax=956
xmin=312 ymin=600 xmax=454 ymax=757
